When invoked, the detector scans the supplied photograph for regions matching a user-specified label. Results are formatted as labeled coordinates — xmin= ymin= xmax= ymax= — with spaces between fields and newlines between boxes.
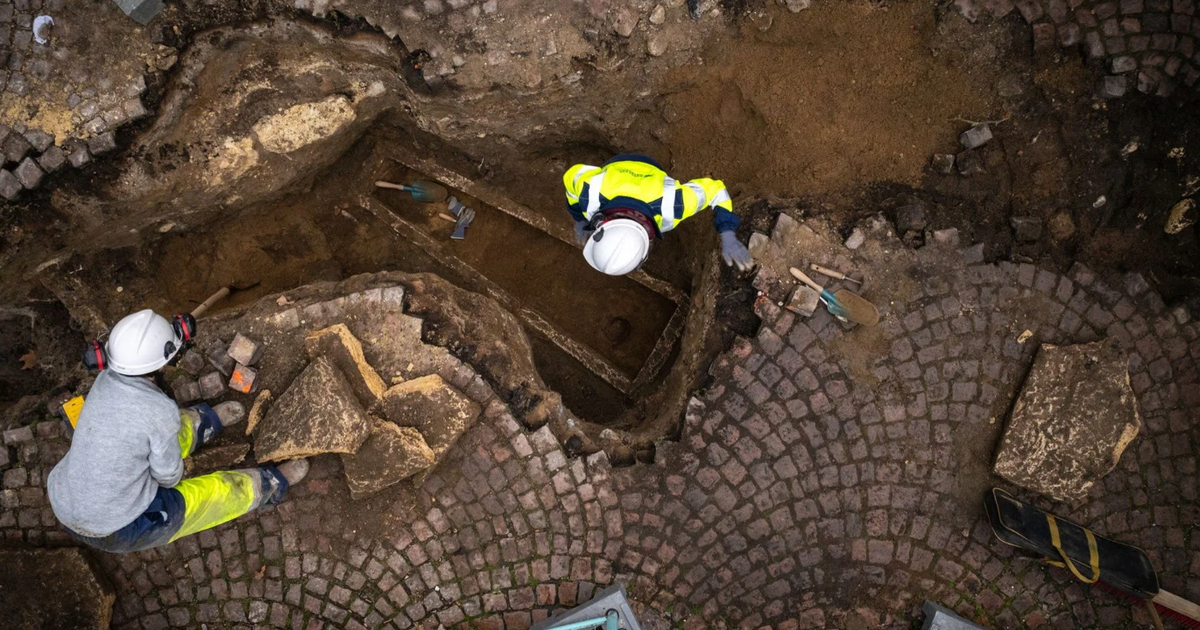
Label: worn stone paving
xmin=2 ymin=236 xmax=1197 ymax=629
xmin=955 ymin=0 xmax=1200 ymax=97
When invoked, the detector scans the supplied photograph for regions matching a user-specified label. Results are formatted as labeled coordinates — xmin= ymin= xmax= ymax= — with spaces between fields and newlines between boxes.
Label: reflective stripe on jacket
xmin=563 ymin=156 xmax=739 ymax=234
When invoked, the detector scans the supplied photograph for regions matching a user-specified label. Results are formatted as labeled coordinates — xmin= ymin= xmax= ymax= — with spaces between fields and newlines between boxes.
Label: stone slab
xmin=921 ymin=601 xmax=991 ymax=629
xmin=0 ymin=548 xmax=115 ymax=630
xmin=185 ymin=443 xmax=250 ymax=476
xmin=305 ymin=323 xmax=387 ymax=408
xmin=254 ymin=356 xmax=371 ymax=462
xmin=341 ymin=420 xmax=435 ymax=500
xmin=380 ymin=374 xmax=480 ymax=464
xmin=993 ymin=339 xmax=1140 ymax=502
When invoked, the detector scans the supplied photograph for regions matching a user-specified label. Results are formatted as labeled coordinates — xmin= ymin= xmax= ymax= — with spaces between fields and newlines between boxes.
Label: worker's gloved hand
xmin=720 ymin=231 xmax=754 ymax=271
xmin=574 ymin=220 xmax=592 ymax=244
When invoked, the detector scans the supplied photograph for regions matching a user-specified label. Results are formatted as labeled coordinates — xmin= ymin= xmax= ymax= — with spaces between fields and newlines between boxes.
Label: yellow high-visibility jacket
xmin=563 ymin=155 xmax=738 ymax=235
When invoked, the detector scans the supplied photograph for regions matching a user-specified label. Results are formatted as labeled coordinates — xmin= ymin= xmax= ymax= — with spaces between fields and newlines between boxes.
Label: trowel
xmin=789 ymin=267 xmax=880 ymax=327
xmin=374 ymin=179 xmax=449 ymax=203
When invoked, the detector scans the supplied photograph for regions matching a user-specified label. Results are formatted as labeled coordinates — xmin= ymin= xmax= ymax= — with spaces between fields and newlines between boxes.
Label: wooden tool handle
xmin=1153 ymin=589 xmax=1200 ymax=624
xmin=436 ymin=213 xmax=458 ymax=223
xmin=191 ymin=286 xmax=230 ymax=318
xmin=374 ymin=181 xmax=409 ymax=191
xmin=789 ymin=267 xmax=824 ymax=292
xmin=810 ymin=264 xmax=847 ymax=280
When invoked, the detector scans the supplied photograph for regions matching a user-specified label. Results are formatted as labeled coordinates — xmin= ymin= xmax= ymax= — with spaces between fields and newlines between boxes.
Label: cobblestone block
xmin=0 ymin=169 xmax=19 ymax=199
xmin=87 ymin=131 xmax=117 ymax=155
xmin=14 ymin=157 xmax=43 ymax=189
xmin=36 ymin=145 xmax=66 ymax=172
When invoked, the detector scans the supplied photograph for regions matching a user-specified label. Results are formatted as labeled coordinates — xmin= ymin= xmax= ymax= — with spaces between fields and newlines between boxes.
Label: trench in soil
xmin=152 ymin=123 xmax=692 ymax=426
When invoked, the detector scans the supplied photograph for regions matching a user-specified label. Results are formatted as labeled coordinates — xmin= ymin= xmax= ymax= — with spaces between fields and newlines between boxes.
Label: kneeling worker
xmin=564 ymin=154 xmax=754 ymax=275
xmin=48 ymin=309 xmax=309 ymax=553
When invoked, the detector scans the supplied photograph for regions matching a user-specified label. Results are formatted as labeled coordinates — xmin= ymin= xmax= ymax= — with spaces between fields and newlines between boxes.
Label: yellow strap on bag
xmin=169 ymin=470 xmax=258 ymax=542
xmin=1047 ymin=515 xmax=1101 ymax=583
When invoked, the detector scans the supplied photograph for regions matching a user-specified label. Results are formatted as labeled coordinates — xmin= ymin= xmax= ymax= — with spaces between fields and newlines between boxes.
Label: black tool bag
xmin=984 ymin=488 xmax=1159 ymax=600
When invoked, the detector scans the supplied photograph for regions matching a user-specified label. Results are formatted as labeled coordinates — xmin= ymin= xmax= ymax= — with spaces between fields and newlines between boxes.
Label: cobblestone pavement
xmin=2 ymin=237 xmax=1197 ymax=630
xmin=955 ymin=0 xmax=1200 ymax=97
xmin=0 ymin=0 xmax=167 ymax=199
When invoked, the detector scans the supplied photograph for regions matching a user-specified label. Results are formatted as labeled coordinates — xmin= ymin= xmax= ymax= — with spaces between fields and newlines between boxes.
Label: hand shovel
xmin=790 ymin=267 xmax=880 ymax=327
xmin=375 ymin=179 xmax=450 ymax=203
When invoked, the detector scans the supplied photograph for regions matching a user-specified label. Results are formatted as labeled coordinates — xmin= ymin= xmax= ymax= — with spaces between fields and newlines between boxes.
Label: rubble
xmin=895 ymin=204 xmax=928 ymax=233
xmin=305 ymin=324 xmax=387 ymax=408
xmin=340 ymin=420 xmax=436 ymax=499
xmin=993 ymin=339 xmax=1140 ymax=503
xmin=932 ymin=154 xmax=956 ymax=174
xmin=380 ymin=374 xmax=481 ymax=464
xmin=245 ymin=389 xmax=272 ymax=436
xmin=254 ymin=357 xmax=372 ymax=462
xmin=844 ymin=228 xmax=865 ymax=250
xmin=956 ymin=150 xmax=984 ymax=176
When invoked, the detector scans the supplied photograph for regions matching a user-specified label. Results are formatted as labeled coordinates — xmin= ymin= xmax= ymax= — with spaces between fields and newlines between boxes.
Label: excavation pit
xmin=110 ymin=124 xmax=715 ymax=442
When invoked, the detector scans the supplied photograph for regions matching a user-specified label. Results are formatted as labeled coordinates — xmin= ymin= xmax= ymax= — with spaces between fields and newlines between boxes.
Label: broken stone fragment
xmin=1165 ymin=198 xmax=1195 ymax=234
xmin=341 ymin=420 xmax=436 ymax=500
xmin=844 ymin=228 xmax=865 ymax=250
xmin=612 ymin=7 xmax=638 ymax=37
xmin=254 ymin=357 xmax=372 ymax=462
xmin=226 ymin=333 xmax=264 ymax=366
xmin=993 ymin=339 xmax=1140 ymax=503
xmin=185 ymin=443 xmax=250 ymax=476
xmin=0 ymin=548 xmax=115 ymax=630
xmin=770 ymin=212 xmax=797 ymax=243
xmin=781 ymin=0 xmax=811 ymax=12
xmin=198 ymin=371 xmax=227 ymax=400
xmin=1010 ymin=216 xmax=1043 ymax=242
xmin=380 ymin=374 xmax=481 ymax=465
xmin=245 ymin=389 xmax=271 ymax=436
xmin=649 ymin=4 xmax=666 ymax=24
xmin=305 ymin=324 xmax=387 ymax=408
xmin=959 ymin=123 xmax=993 ymax=150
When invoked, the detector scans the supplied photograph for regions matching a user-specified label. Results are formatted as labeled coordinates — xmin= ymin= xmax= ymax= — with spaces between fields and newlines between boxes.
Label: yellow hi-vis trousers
xmin=168 ymin=408 xmax=261 ymax=542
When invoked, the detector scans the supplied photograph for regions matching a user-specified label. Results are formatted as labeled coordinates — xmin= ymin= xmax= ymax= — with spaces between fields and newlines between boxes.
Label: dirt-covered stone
xmin=305 ymin=323 xmax=387 ymax=408
xmin=340 ymin=420 xmax=436 ymax=500
xmin=380 ymin=374 xmax=480 ymax=463
xmin=993 ymin=339 xmax=1140 ymax=503
xmin=184 ymin=443 xmax=250 ymax=475
xmin=0 ymin=548 xmax=115 ymax=630
xmin=254 ymin=356 xmax=372 ymax=462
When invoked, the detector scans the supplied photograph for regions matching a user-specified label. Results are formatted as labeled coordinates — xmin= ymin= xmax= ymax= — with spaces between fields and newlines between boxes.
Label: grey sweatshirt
xmin=48 ymin=370 xmax=184 ymax=538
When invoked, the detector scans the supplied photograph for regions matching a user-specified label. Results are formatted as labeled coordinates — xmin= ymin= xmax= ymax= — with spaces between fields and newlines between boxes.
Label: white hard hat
xmin=582 ymin=218 xmax=650 ymax=276
xmin=106 ymin=309 xmax=182 ymax=375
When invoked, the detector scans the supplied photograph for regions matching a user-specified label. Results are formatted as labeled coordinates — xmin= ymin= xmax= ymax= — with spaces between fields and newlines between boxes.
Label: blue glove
xmin=720 ymin=231 xmax=754 ymax=271
xmin=574 ymin=220 xmax=592 ymax=244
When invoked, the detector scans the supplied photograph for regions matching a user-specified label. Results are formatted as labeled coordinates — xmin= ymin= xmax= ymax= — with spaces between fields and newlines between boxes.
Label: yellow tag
xmin=62 ymin=396 xmax=85 ymax=429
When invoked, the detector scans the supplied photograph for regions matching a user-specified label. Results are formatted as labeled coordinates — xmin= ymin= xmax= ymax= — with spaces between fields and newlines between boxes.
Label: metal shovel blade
xmin=830 ymin=288 xmax=880 ymax=327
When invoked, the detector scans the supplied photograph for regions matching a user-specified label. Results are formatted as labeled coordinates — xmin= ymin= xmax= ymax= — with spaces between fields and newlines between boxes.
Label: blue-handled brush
xmin=374 ymin=179 xmax=449 ymax=203
xmin=790 ymin=267 xmax=880 ymax=327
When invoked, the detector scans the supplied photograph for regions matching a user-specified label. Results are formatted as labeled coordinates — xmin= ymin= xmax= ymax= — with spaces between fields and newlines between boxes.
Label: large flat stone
xmin=380 ymin=374 xmax=481 ymax=464
xmin=254 ymin=356 xmax=371 ymax=462
xmin=305 ymin=323 xmax=387 ymax=408
xmin=993 ymin=339 xmax=1140 ymax=502
xmin=0 ymin=548 xmax=115 ymax=630
xmin=341 ymin=420 xmax=435 ymax=500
